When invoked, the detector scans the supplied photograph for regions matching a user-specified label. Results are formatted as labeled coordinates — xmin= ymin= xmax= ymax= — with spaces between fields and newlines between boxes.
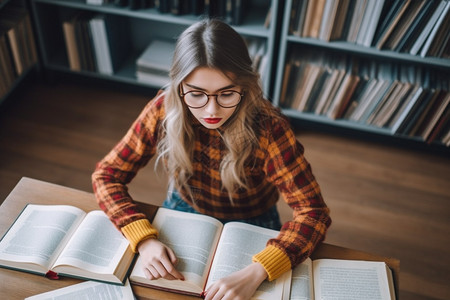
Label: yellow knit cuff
xmin=252 ymin=245 xmax=292 ymax=281
xmin=121 ymin=219 xmax=158 ymax=253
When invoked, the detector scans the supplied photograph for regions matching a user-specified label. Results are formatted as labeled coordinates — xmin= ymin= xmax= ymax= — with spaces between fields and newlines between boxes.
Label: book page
xmin=0 ymin=204 xmax=85 ymax=273
xmin=130 ymin=208 xmax=223 ymax=294
xmin=313 ymin=259 xmax=396 ymax=300
xmin=53 ymin=210 xmax=131 ymax=276
xmin=289 ymin=258 xmax=313 ymax=300
xmin=206 ymin=222 xmax=287 ymax=300
xmin=24 ymin=279 xmax=135 ymax=300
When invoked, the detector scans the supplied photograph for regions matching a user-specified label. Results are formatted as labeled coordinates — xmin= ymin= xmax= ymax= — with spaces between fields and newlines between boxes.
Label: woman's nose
xmin=204 ymin=95 xmax=220 ymax=114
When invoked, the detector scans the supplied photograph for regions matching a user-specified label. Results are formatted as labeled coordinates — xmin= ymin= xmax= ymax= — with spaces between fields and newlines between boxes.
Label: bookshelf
xmin=273 ymin=0 xmax=450 ymax=149
xmin=28 ymin=0 xmax=279 ymax=98
xmin=0 ymin=0 xmax=39 ymax=105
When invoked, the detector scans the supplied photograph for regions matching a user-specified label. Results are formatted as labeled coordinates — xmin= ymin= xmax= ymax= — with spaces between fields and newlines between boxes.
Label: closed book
xmin=318 ymin=0 xmax=339 ymax=41
xmin=383 ymin=0 xmax=427 ymax=50
xmin=420 ymin=3 xmax=450 ymax=57
xmin=0 ymin=8 xmax=31 ymax=76
xmin=356 ymin=0 xmax=377 ymax=46
xmin=314 ymin=69 xmax=342 ymax=115
xmin=326 ymin=73 xmax=361 ymax=119
xmin=294 ymin=65 xmax=324 ymax=112
xmin=78 ymin=14 xmax=97 ymax=72
xmin=280 ymin=60 xmax=303 ymax=107
xmin=420 ymin=92 xmax=450 ymax=140
xmin=0 ymin=35 xmax=16 ymax=89
xmin=62 ymin=15 xmax=81 ymax=71
xmin=409 ymin=0 xmax=448 ymax=55
xmin=425 ymin=103 xmax=450 ymax=144
xmin=346 ymin=0 xmax=369 ymax=43
xmin=136 ymin=39 xmax=175 ymax=86
xmin=366 ymin=80 xmax=404 ymax=126
xmin=360 ymin=80 xmax=395 ymax=124
xmin=402 ymin=89 xmax=438 ymax=136
xmin=391 ymin=87 xmax=428 ymax=134
xmin=395 ymin=0 xmax=438 ymax=52
xmin=329 ymin=0 xmax=351 ymax=41
xmin=360 ymin=0 xmax=386 ymax=47
xmin=302 ymin=0 xmax=326 ymax=38
xmin=291 ymin=0 xmax=309 ymax=36
xmin=305 ymin=68 xmax=331 ymax=112
xmin=374 ymin=0 xmax=412 ymax=49
xmin=89 ymin=14 xmax=129 ymax=75
xmin=409 ymin=90 xmax=446 ymax=137
xmin=372 ymin=82 xmax=414 ymax=128
xmin=136 ymin=39 xmax=175 ymax=71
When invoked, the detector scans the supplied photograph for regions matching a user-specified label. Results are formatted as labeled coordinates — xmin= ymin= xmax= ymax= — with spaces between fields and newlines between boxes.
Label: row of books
xmin=135 ymin=36 xmax=268 ymax=88
xmin=61 ymin=12 xmax=128 ymax=75
xmin=0 ymin=4 xmax=38 ymax=99
xmin=88 ymin=0 xmax=252 ymax=26
xmin=290 ymin=0 xmax=450 ymax=58
xmin=0 ymin=202 xmax=396 ymax=299
xmin=60 ymin=9 xmax=269 ymax=88
xmin=154 ymin=0 xmax=250 ymax=25
xmin=281 ymin=50 xmax=450 ymax=145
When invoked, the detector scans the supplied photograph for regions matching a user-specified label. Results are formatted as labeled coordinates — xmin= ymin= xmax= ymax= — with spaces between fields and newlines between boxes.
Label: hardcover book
xmin=0 ymin=204 xmax=135 ymax=285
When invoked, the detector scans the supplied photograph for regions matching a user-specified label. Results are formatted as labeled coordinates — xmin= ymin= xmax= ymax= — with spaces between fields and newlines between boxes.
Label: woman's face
xmin=181 ymin=67 xmax=241 ymax=129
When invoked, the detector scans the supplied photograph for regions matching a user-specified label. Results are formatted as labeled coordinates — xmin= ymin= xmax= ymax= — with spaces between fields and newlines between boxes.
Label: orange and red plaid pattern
xmin=92 ymin=92 xmax=331 ymax=279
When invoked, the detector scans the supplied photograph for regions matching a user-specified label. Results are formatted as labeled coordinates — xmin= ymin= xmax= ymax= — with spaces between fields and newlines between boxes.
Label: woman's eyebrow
xmin=184 ymin=82 xmax=236 ymax=91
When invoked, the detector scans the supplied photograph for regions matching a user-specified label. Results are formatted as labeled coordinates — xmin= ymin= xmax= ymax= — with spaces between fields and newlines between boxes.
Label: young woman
xmin=92 ymin=19 xmax=331 ymax=300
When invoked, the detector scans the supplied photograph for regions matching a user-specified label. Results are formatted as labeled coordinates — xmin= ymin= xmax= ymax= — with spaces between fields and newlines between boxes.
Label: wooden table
xmin=0 ymin=177 xmax=399 ymax=299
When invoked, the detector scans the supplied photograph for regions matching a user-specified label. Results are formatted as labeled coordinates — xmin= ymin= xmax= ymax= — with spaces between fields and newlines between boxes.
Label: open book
xmin=131 ymin=208 xmax=396 ymax=299
xmin=0 ymin=204 xmax=135 ymax=285
xmin=129 ymin=207 xmax=291 ymax=299
xmin=24 ymin=279 xmax=135 ymax=300
xmin=287 ymin=257 xmax=396 ymax=300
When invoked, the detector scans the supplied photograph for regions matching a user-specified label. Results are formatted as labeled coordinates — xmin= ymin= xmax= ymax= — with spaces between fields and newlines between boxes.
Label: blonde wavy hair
xmin=156 ymin=19 xmax=274 ymax=202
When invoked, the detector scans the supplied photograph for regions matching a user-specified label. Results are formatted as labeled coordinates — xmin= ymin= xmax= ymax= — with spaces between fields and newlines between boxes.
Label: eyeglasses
xmin=180 ymin=86 xmax=243 ymax=109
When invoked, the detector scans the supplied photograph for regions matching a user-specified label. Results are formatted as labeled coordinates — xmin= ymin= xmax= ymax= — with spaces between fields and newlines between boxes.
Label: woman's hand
xmin=204 ymin=262 xmax=268 ymax=300
xmin=137 ymin=238 xmax=185 ymax=281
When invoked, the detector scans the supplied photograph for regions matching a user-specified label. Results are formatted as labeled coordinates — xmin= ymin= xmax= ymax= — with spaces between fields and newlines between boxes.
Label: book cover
xmin=89 ymin=14 xmax=129 ymax=75
xmin=136 ymin=39 xmax=175 ymax=71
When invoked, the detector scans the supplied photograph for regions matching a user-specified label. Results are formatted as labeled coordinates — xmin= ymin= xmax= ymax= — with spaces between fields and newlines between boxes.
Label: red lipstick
xmin=204 ymin=118 xmax=222 ymax=124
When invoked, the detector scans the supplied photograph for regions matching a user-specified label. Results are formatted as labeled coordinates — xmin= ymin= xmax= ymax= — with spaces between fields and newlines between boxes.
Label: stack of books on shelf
xmin=61 ymin=12 xmax=128 ymax=75
xmin=0 ymin=4 xmax=37 ymax=99
xmin=289 ymin=0 xmax=450 ymax=58
xmin=135 ymin=39 xmax=175 ymax=87
xmin=157 ymin=0 xmax=251 ymax=25
xmin=280 ymin=48 xmax=450 ymax=146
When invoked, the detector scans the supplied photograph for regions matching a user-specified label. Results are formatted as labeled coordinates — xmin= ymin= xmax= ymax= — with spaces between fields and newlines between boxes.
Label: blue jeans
xmin=162 ymin=190 xmax=282 ymax=230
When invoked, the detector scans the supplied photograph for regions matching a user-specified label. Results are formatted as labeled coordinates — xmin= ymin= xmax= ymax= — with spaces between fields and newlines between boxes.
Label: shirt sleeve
xmin=92 ymin=93 xmax=165 ymax=251
xmin=253 ymin=116 xmax=331 ymax=280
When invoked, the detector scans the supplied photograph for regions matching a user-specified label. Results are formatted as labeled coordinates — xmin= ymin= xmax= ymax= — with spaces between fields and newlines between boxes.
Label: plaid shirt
xmin=92 ymin=92 xmax=331 ymax=280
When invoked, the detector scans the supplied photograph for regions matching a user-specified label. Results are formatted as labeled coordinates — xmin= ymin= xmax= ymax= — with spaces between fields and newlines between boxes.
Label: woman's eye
xmin=220 ymin=92 xmax=233 ymax=98
xmin=190 ymin=92 xmax=204 ymax=98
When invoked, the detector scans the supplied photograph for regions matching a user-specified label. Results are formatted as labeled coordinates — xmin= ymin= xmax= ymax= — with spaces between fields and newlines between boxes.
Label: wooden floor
xmin=1 ymin=79 xmax=449 ymax=299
